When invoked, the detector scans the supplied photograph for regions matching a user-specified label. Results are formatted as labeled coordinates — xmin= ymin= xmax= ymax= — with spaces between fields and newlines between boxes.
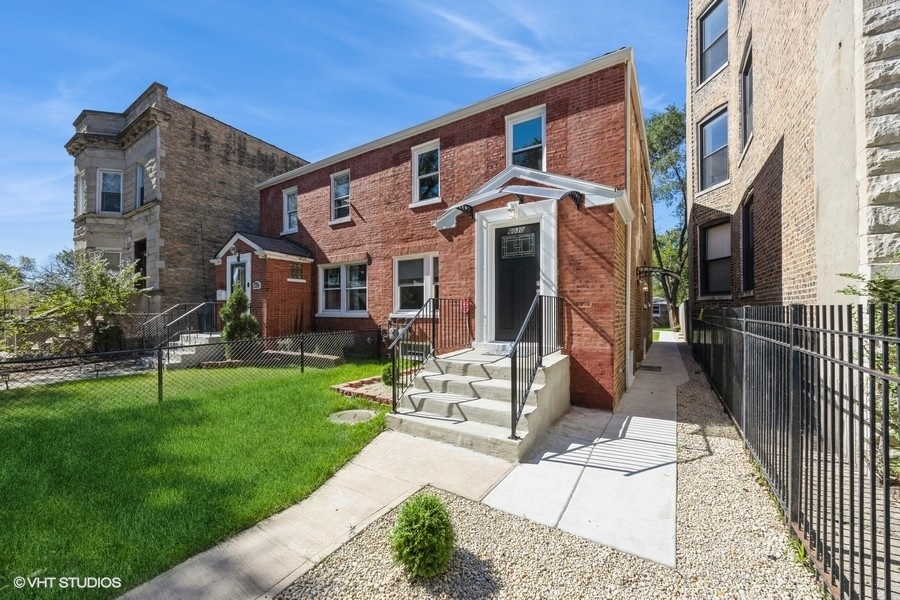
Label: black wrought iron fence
xmin=509 ymin=294 xmax=562 ymax=439
xmin=0 ymin=330 xmax=381 ymax=420
xmin=691 ymin=304 xmax=900 ymax=600
xmin=388 ymin=298 xmax=474 ymax=411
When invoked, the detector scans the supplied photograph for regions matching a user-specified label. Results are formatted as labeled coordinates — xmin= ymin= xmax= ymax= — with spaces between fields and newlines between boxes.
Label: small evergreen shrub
xmin=219 ymin=288 xmax=260 ymax=359
xmin=381 ymin=359 xmax=418 ymax=386
xmin=390 ymin=492 xmax=455 ymax=580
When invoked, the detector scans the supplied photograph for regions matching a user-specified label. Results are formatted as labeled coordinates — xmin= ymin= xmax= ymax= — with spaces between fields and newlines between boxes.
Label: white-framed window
xmin=506 ymin=105 xmax=546 ymax=170
xmin=699 ymin=108 xmax=728 ymax=190
xmin=741 ymin=48 xmax=753 ymax=147
xmin=699 ymin=0 xmax=728 ymax=84
xmin=331 ymin=171 xmax=350 ymax=222
xmin=288 ymin=263 xmax=305 ymax=282
xmin=75 ymin=171 xmax=86 ymax=215
xmin=282 ymin=186 xmax=298 ymax=233
xmin=318 ymin=262 xmax=367 ymax=315
xmin=98 ymin=170 xmax=122 ymax=213
xmin=135 ymin=163 xmax=147 ymax=207
xmin=700 ymin=221 xmax=731 ymax=296
xmin=393 ymin=254 xmax=439 ymax=314
xmin=98 ymin=249 xmax=122 ymax=271
xmin=652 ymin=305 xmax=662 ymax=317
xmin=411 ymin=140 xmax=440 ymax=204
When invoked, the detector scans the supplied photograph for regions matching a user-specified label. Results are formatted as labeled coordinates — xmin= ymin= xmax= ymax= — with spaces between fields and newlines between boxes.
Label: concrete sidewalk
xmin=123 ymin=335 xmax=686 ymax=599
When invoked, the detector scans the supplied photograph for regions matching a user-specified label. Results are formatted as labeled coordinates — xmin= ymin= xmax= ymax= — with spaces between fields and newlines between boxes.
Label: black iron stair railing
xmin=388 ymin=298 xmax=473 ymax=412
xmin=508 ymin=294 xmax=562 ymax=439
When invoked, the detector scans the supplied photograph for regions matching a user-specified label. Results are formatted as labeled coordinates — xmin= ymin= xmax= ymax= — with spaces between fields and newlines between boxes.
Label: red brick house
xmin=213 ymin=47 xmax=654 ymax=410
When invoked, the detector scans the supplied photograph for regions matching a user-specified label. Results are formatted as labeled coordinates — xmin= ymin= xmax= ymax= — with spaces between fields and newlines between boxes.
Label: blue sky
xmin=0 ymin=0 xmax=687 ymax=263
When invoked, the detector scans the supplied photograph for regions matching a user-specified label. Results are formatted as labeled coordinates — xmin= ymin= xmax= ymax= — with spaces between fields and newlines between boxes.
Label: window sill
xmin=695 ymin=179 xmax=731 ymax=197
xmin=286 ymin=278 xmax=307 ymax=283
xmin=409 ymin=197 xmax=443 ymax=208
xmin=315 ymin=311 xmax=369 ymax=318
xmin=696 ymin=62 xmax=728 ymax=91
xmin=738 ymin=134 xmax=753 ymax=167
xmin=697 ymin=294 xmax=733 ymax=301
xmin=740 ymin=290 xmax=754 ymax=298
xmin=329 ymin=217 xmax=352 ymax=226
xmin=280 ymin=228 xmax=298 ymax=236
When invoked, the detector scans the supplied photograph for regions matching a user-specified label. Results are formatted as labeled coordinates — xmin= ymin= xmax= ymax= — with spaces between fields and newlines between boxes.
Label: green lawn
xmin=0 ymin=362 xmax=386 ymax=599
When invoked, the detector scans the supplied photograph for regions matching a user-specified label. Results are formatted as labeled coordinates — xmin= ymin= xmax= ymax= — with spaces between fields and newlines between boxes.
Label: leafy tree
xmin=645 ymin=105 xmax=688 ymax=328
xmin=22 ymin=250 xmax=144 ymax=355
xmin=0 ymin=254 xmax=36 ymax=313
xmin=219 ymin=288 xmax=259 ymax=359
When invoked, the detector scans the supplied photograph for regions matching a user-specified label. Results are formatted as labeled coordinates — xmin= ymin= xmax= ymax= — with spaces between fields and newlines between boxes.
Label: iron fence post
xmin=538 ymin=295 xmax=545 ymax=358
xmin=788 ymin=304 xmax=802 ymax=524
xmin=509 ymin=348 xmax=518 ymax=439
xmin=742 ymin=306 xmax=748 ymax=431
xmin=157 ymin=346 xmax=163 ymax=403
xmin=391 ymin=345 xmax=398 ymax=413
xmin=300 ymin=333 xmax=305 ymax=374
xmin=431 ymin=298 xmax=438 ymax=355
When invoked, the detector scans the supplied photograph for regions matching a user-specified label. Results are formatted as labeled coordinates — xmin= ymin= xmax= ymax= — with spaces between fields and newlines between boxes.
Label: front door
xmin=227 ymin=253 xmax=251 ymax=304
xmin=494 ymin=223 xmax=540 ymax=341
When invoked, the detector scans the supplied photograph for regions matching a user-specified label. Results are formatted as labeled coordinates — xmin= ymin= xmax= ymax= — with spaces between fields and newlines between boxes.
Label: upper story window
xmin=412 ymin=141 xmax=440 ymax=204
xmin=699 ymin=108 xmax=728 ymax=190
xmin=506 ymin=106 xmax=546 ymax=170
xmin=700 ymin=221 xmax=731 ymax=296
xmin=331 ymin=171 xmax=350 ymax=222
xmin=135 ymin=163 xmax=147 ymax=207
xmin=283 ymin=186 xmax=298 ymax=233
xmin=319 ymin=262 xmax=367 ymax=315
xmin=76 ymin=171 xmax=86 ymax=215
xmin=699 ymin=0 xmax=728 ymax=83
xmin=98 ymin=170 xmax=122 ymax=213
xmin=741 ymin=49 xmax=754 ymax=147
xmin=742 ymin=196 xmax=755 ymax=292
xmin=394 ymin=254 xmax=439 ymax=314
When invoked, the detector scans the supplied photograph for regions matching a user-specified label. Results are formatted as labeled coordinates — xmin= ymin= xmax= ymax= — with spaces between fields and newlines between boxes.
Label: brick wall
xmin=250 ymin=62 xmax=650 ymax=408
xmin=156 ymin=97 xmax=304 ymax=307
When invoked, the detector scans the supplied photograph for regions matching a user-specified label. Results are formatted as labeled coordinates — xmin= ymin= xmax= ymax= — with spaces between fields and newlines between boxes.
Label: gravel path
xmin=277 ymin=343 xmax=822 ymax=599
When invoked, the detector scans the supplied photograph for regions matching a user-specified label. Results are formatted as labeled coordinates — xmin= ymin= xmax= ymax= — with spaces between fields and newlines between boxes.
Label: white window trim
xmin=740 ymin=44 xmax=753 ymax=150
xmin=411 ymin=140 xmax=441 ymax=205
xmin=75 ymin=170 xmax=86 ymax=215
xmin=505 ymin=105 xmax=546 ymax=171
xmin=282 ymin=186 xmax=299 ymax=234
xmin=697 ymin=106 xmax=729 ymax=192
xmin=316 ymin=262 xmax=369 ymax=318
xmin=135 ymin=163 xmax=146 ymax=208
xmin=330 ymin=170 xmax=351 ymax=223
xmin=97 ymin=169 xmax=123 ymax=214
xmin=391 ymin=253 xmax=439 ymax=317
xmin=698 ymin=0 xmax=728 ymax=86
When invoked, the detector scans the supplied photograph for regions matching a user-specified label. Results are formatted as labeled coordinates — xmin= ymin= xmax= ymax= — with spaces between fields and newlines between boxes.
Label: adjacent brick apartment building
xmin=213 ymin=48 xmax=655 ymax=409
xmin=66 ymin=83 xmax=305 ymax=314
xmin=686 ymin=0 xmax=900 ymax=308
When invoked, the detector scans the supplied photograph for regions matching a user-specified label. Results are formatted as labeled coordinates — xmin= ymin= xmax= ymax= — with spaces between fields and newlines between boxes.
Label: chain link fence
xmin=0 ymin=330 xmax=382 ymax=420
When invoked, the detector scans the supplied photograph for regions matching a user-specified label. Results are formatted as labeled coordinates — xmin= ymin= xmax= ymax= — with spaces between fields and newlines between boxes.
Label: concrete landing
xmin=483 ymin=333 xmax=687 ymax=566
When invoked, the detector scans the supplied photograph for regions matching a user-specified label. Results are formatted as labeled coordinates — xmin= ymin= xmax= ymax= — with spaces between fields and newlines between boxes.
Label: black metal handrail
xmin=508 ymin=294 xmax=562 ymax=439
xmin=388 ymin=298 xmax=473 ymax=412
xmin=158 ymin=302 xmax=216 ymax=349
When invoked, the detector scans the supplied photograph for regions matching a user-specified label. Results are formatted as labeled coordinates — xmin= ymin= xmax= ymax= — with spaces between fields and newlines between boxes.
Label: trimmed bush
xmin=390 ymin=492 xmax=455 ymax=579
xmin=381 ymin=359 xmax=418 ymax=386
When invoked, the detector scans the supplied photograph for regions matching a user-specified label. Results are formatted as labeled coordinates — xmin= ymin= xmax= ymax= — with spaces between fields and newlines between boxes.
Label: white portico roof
xmin=432 ymin=165 xmax=631 ymax=231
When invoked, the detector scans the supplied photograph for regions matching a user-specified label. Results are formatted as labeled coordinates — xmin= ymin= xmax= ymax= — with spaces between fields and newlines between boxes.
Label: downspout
xmin=624 ymin=56 xmax=635 ymax=389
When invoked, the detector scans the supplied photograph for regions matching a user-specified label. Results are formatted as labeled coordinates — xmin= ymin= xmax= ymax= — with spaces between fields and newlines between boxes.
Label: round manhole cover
xmin=329 ymin=409 xmax=377 ymax=424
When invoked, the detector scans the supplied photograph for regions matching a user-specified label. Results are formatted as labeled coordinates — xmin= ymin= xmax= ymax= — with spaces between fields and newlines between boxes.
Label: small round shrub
xmin=390 ymin=492 xmax=455 ymax=580
xmin=381 ymin=362 xmax=395 ymax=386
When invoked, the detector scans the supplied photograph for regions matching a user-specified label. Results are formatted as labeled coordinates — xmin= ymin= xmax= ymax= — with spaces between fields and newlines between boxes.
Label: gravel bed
xmin=277 ymin=342 xmax=823 ymax=599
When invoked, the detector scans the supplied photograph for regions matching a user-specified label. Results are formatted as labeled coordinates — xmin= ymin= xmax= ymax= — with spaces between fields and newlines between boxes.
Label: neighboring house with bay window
xmin=212 ymin=48 xmax=654 ymax=410
xmin=67 ymin=83 xmax=305 ymax=314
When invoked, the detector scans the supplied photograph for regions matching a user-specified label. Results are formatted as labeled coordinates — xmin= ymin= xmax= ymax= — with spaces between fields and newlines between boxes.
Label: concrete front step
xmin=411 ymin=371 xmax=543 ymax=406
xmin=402 ymin=392 xmax=534 ymax=431
xmin=385 ymin=412 xmax=533 ymax=463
